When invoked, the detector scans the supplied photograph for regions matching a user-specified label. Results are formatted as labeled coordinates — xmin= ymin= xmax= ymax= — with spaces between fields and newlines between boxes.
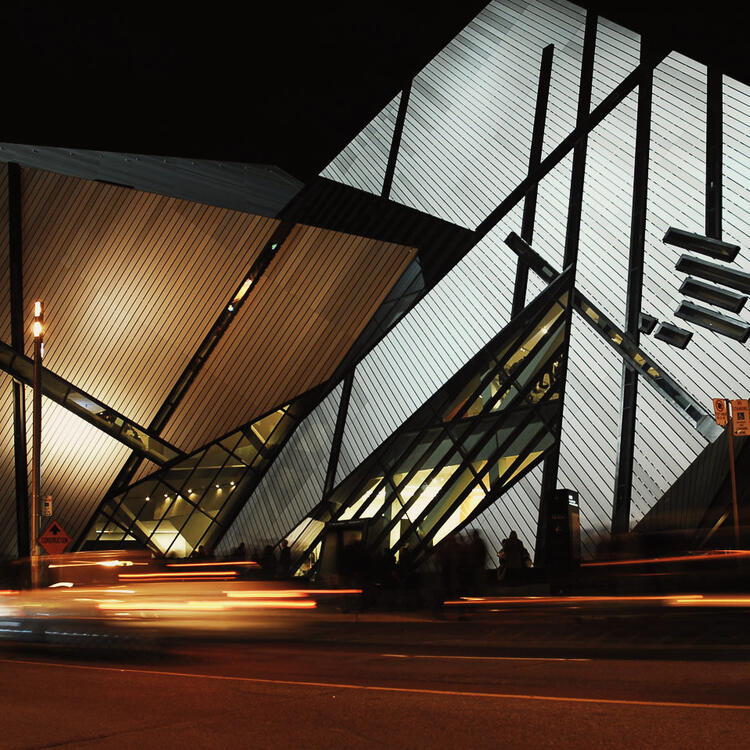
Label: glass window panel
xmin=86 ymin=513 xmax=112 ymax=540
xmin=388 ymin=449 xmax=463 ymax=536
xmin=219 ymin=431 xmax=243 ymax=456
xmin=250 ymin=409 xmax=285 ymax=444
xmin=419 ymin=464 xmax=483 ymax=540
xmin=230 ymin=432 xmax=261 ymax=466
xmin=197 ymin=444 xmax=232 ymax=472
xmin=98 ymin=521 xmax=127 ymax=543
xmin=503 ymin=299 xmax=566 ymax=378
xmin=432 ymin=481 xmax=487 ymax=545
xmin=176 ymin=509 xmax=214 ymax=551
xmin=200 ymin=480 xmax=238 ymax=517
xmin=390 ymin=428 xmax=452 ymax=482
xmin=512 ymin=324 xmax=565 ymax=397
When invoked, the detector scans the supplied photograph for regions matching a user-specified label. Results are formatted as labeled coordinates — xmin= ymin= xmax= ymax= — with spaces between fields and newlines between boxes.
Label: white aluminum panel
xmin=320 ymin=0 xmax=750 ymax=559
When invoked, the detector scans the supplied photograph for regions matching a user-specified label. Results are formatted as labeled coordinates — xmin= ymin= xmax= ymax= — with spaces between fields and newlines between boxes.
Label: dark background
xmin=2 ymin=2 xmax=747 ymax=182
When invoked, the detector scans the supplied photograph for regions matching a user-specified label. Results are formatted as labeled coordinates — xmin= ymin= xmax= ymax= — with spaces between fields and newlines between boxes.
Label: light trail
xmin=2 ymin=658 xmax=749 ymax=712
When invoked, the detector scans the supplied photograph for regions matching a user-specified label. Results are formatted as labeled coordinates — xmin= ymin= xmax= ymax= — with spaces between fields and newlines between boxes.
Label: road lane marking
xmin=1 ymin=657 xmax=748 ymax=712
xmin=382 ymin=653 xmax=591 ymax=662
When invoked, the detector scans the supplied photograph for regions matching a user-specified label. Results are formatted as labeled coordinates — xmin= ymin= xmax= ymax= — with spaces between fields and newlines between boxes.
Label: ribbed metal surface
xmin=161 ymin=224 xmax=416 ymax=453
xmin=0 ymin=167 xmax=279 ymax=558
xmin=0 ymin=144 xmax=302 ymax=217
xmin=334 ymin=220 xmax=523 ymax=487
xmin=319 ymin=0 xmax=749 ymax=557
xmin=217 ymin=384 xmax=342 ymax=555
xmin=21 ymin=168 xmax=279 ymax=424
xmin=0 ymin=163 xmax=17 ymax=557
xmin=321 ymin=96 xmax=399 ymax=196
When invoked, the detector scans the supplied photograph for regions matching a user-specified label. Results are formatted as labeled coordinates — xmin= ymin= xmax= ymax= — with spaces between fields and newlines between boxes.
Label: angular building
xmin=1 ymin=0 xmax=748 ymax=570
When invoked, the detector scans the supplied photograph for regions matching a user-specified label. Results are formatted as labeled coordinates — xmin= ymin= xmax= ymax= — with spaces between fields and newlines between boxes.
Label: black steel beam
xmin=512 ymin=44 xmax=554 ymax=318
xmin=472 ymin=41 xmax=668 ymax=249
xmin=505 ymin=232 xmax=719 ymax=440
xmin=612 ymin=40 xmax=654 ymax=536
xmin=537 ymin=12 xmax=597 ymax=567
xmin=322 ymin=370 xmax=354 ymax=499
xmin=381 ymin=83 xmax=412 ymax=201
xmin=0 ymin=340 xmax=183 ymax=465
xmin=706 ymin=66 xmax=723 ymax=240
xmin=8 ymin=163 xmax=29 ymax=557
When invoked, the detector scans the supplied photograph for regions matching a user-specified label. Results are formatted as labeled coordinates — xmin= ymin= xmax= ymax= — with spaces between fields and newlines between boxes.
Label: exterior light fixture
xmin=232 ymin=278 xmax=253 ymax=302
xmin=227 ymin=305 xmax=234 ymax=312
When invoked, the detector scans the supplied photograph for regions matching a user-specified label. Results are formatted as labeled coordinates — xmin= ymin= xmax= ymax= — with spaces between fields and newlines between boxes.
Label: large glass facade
xmin=83 ymin=399 xmax=308 ymax=556
xmin=286 ymin=270 xmax=571 ymax=573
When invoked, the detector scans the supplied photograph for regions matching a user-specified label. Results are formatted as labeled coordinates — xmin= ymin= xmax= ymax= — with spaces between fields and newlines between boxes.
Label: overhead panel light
xmin=675 ymin=301 xmax=750 ymax=343
xmin=654 ymin=322 xmax=692 ymax=350
xmin=679 ymin=277 xmax=747 ymax=314
xmin=663 ymin=227 xmax=740 ymax=262
xmin=232 ymin=278 xmax=254 ymax=303
xmin=675 ymin=255 xmax=750 ymax=295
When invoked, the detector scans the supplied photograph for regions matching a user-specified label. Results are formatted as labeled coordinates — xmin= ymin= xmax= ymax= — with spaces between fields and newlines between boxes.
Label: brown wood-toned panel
xmin=9 ymin=166 xmax=279 ymax=556
xmin=161 ymin=224 xmax=417 ymax=452
xmin=21 ymin=168 xmax=279 ymax=427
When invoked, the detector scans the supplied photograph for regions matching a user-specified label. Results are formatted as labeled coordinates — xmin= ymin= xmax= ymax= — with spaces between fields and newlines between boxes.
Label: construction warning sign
xmin=731 ymin=399 xmax=750 ymax=436
xmin=713 ymin=398 xmax=729 ymax=427
xmin=38 ymin=519 xmax=71 ymax=555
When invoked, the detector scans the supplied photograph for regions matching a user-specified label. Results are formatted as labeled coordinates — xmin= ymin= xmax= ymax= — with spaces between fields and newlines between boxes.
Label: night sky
xmin=2 ymin=2 xmax=747 ymax=183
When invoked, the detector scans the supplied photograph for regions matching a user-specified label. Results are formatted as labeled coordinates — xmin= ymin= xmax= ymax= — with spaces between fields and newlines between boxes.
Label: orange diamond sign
xmin=38 ymin=519 xmax=71 ymax=555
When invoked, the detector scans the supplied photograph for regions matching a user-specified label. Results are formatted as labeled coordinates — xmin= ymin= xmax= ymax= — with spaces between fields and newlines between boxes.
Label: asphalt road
xmin=1 ymin=640 xmax=748 ymax=749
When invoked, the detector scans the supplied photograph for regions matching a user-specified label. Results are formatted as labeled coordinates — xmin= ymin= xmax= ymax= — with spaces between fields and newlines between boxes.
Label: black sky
xmin=2 ymin=2 xmax=748 ymax=183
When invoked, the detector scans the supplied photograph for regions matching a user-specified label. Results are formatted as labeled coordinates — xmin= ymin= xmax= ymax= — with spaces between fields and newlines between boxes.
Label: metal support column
xmin=382 ymin=82 xmax=412 ymax=201
xmin=322 ymin=371 xmax=354 ymax=499
xmin=611 ymin=41 xmax=654 ymax=535
xmin=706 ymin=66 xmax=723 ymax=240
xmin=512 ymin=44 xmax=554 ymax=318
xmin=8 ymin=163 xmax=30 ymax=558
xmin=322 ymin=87 xmax=414 ymax=499
xmin=536 ymin=13 xmax=597 ymax=566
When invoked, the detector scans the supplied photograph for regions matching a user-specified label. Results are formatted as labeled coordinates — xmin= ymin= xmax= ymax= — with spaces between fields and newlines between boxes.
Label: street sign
xmin=731 ymin=399 xmax=750 ymax=436
xmin=42 ymin=495 xmax=53 ymax=517
xmin=713 ymin=398 xmax=729 ymax=426
xmin=38 ymin=519 xmax=71 ymax=555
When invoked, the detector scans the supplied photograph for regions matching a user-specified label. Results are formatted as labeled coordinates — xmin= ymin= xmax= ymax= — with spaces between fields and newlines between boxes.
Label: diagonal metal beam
xmin=505 ymin=232 xmax=721 ymax=442
xmin=471 ymin=44 xmax=669 ymax=247
xmin=0 ymin=340 xmax=184 ymax=465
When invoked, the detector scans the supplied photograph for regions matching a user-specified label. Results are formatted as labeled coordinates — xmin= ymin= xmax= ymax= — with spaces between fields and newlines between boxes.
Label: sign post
xmin=30 ymin=301 xmax=44 ymax=588
xmin=713 ymin=398 xmax=741 ymax=548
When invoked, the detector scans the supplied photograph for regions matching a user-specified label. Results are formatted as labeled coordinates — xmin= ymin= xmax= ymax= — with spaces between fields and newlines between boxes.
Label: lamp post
xmin=30 ymin=300 xmax=43 ymax=588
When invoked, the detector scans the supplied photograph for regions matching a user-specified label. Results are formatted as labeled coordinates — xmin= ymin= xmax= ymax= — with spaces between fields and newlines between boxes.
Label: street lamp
xmin=30 ymin=300 xmax=44 ymax=588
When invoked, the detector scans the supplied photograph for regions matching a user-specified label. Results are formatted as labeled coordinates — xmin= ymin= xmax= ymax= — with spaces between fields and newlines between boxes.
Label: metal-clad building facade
xmin=309 ymin=0 xmax=750 ymax=556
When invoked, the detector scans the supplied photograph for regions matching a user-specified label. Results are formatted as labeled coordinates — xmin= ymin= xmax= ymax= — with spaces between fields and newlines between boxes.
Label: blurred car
xmin=0 ymin=551 xmax=353 ymax=649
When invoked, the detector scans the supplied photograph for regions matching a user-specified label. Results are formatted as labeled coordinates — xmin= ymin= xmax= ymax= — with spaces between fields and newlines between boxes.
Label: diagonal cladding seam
xmin=504 ymin=232 xmax=720 ymax=442
xmin=0 ymin=340 xmax=183 ymax=464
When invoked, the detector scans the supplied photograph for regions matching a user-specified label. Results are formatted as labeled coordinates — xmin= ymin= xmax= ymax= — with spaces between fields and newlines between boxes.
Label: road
xmin=1 ymin=640 xmax=748 ymax=749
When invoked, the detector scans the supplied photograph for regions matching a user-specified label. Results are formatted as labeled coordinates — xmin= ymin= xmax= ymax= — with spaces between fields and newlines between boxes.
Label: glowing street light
xmin=30 ymin=300 xmax=44 ymax=588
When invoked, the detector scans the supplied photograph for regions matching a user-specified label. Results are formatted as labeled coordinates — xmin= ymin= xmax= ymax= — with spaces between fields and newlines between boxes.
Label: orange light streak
xmin=166 ymin=561 xmax=260 ymax=568
xmin=582 ymin=550 xmax=750 ymax=567
xmin=97 ymin=598 xmax=316 ymax=612
xmin=668 ymin=596 xmax=750 ymax=608
xmin=445 ymin=594 xmax=705 ymax=606
xmin=223 ymin=590 xmax=308 ymax=598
